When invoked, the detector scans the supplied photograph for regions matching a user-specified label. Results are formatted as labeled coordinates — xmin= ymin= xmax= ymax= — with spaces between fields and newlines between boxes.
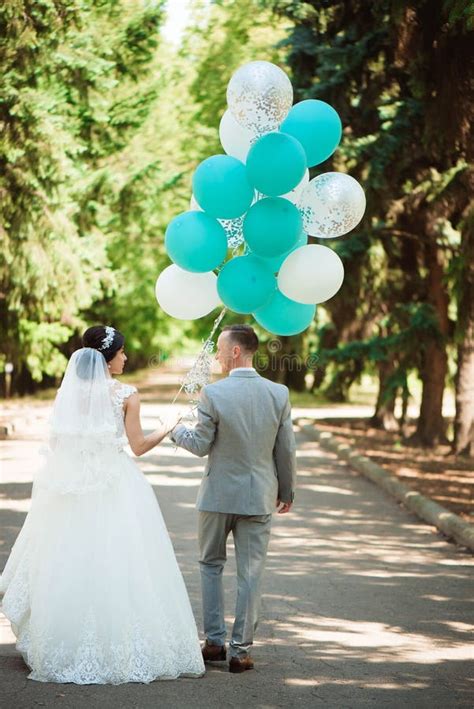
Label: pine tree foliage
xmin=0 ymin=0 xmax=167 ymax=387
xmin=265 ymin=0 xmax=473 ymax=444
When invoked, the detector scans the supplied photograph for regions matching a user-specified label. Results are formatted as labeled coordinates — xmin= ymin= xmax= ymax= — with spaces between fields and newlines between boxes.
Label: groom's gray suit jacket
xmin=170 ymin=370 xmax=296 ymax=515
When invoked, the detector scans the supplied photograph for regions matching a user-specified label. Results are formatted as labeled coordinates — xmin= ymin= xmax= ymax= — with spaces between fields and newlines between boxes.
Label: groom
xmin=170 ymin=324 xmax=296 ymax=673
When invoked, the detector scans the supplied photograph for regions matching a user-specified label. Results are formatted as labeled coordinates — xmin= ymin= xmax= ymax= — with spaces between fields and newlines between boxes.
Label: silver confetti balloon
xmin=226 ymin=61 xmax=293 ymax=134
xmin=219 ymin=216 xmax=245 ymax=250
xmin=299 ymin=172 xmax=366 ymax=238
xmin=190 ymin=194 xmax=245 ymax=249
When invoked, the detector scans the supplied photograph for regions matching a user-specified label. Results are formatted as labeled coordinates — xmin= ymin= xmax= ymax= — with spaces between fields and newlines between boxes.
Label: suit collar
xmin=228 ymin=370 xmax=260 ymax=378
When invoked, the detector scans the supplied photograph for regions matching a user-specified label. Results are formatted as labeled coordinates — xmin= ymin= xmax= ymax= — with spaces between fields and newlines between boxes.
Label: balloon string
xmin=165 ymin=205 xmax=252 ymax=427
xmin=167 ymin=213 xmax=250 ymax=415
xmin=169 ymin=306 xmax=228 ymax=408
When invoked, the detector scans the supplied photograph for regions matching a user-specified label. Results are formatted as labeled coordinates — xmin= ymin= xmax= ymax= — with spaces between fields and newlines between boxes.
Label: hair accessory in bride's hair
xmin=99 ymin=326 xmax=115 ymax=351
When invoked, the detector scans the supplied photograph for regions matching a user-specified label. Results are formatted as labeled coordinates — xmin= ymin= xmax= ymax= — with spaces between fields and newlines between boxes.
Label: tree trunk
xmin=400 ymin=381 xmax=411 ymax=437
xmin=453 ymin=211 xmax=474 ymax=456
xmin=454 ymin=334 xmax=474 ymax=455
xmin=371 ymin=359 xmax=398 ymax=431
xmin=281 ymin=335 xmax=307 ymax=391
xmin=417 ymin=342 xmax=448 ymax=445
xmin=259 ymin=334 xmax=307 ymax=390
xmin=311 ymin=324 xmax=338 ymax=392
xmin=324 ymin=361 xmax=363 ymax=402
xmin=412 ymin=168 xmax=474 ymax=446
xmin=416 ymin=240 xmax=449 ymax=445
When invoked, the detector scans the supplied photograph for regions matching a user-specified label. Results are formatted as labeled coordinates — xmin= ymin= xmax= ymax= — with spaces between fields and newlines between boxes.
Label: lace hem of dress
xmin=13 ymin=618 xmax=204 ymax=684
xmin=2 ymin=564 xmax=204 ymax=684
xmin=20 ymin=620 xmax=204 ymax=684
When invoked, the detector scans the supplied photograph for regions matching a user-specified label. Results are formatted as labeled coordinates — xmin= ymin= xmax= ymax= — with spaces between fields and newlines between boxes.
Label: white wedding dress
xmin=0 ymin=348 xmax=204 ymax=684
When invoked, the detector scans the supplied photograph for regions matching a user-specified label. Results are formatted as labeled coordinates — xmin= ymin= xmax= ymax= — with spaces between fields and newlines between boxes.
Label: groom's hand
xmin=276 ymin=499 xmax=292 ymax=514
xmin=164 ymin=410 xmax=185 ymax=434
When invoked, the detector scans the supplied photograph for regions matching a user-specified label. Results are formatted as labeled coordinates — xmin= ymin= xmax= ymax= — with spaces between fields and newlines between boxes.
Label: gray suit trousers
xmin=198 ymin=511 xmax=272 ymax=658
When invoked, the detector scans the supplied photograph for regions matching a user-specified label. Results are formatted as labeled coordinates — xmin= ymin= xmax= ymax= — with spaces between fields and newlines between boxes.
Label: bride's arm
xmin=124 ymin=393 xmax=175 ymax=456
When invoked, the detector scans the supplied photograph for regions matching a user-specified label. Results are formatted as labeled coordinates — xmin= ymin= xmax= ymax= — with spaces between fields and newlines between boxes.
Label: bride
xmin=0 ymin=325 xmax=205 ymax=684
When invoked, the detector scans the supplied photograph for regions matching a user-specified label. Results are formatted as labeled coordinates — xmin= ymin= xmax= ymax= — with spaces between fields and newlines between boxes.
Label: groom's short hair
xmin=222 ymin=324 xmax=259 ymax=353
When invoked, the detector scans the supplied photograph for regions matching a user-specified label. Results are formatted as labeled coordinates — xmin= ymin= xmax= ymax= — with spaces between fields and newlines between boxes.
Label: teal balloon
xmin=246 ymin=132 xmax=307 ymax=197
xmin=217 ymin=255 xmax=276 ymax=314
xmin=165 ymin=211 xmax=227 ymax=273
xmin=192 ymin=155 xmax=254 ymax=219
xmin=280 ymin=99 xmax=342 ymax=167
xmin=254 ymin=289 xmax=316 ymax=336
xmin=252 ymin=232 xmax=308 ymax=273
xmin=243 ymin=197 xmax=302 ymax=257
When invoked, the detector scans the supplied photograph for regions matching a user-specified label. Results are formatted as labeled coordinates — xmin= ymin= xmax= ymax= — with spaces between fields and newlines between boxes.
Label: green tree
xmin=0 ymin=0 xmax=167 ymax=390
xmin=266 ymin=0 xmax=473 ymax=446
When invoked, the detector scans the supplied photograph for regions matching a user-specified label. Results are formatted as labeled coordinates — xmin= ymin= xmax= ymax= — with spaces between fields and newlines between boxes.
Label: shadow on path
xmin=1 ymin=414 xmax=473 ymax=708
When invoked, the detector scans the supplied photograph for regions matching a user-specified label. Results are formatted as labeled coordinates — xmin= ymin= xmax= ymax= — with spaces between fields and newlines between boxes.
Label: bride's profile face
xmin=108 ymin=346 xmax=127 ymax=375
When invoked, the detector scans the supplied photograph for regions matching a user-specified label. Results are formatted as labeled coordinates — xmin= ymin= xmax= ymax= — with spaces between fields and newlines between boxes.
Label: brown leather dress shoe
xmin=202 ymin=640 xmax=227 ymax=662
xmin=229 ymin=656 xmax=254 ymax=673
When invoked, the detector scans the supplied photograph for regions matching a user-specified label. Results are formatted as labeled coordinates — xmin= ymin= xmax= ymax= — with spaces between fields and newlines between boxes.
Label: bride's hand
xmin=163 ymin=410 xmax=185 ymax=434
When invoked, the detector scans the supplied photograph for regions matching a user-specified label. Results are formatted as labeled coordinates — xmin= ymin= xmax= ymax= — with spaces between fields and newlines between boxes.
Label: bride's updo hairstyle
xmin=76 ymin=326 xmax=124 ymax=380
xmin=82 ymin=325 xmax=125 ymax=361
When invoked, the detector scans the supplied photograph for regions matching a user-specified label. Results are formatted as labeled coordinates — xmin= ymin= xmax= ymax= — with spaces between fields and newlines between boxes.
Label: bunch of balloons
xmin=156 ymin=60 xmax=366 ymax=336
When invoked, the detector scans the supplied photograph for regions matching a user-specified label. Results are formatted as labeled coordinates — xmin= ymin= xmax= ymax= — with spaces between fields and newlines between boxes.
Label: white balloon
xmin=189 ymin=194 xmax=202 ymax=211
xmin=281 ymin=169 xmax=310 ymax=204
xmin=155 ymin=265 xmax=221 ymax=320
xmin=219 ymin=109 xmax=256 ymax=163
xmin=227 ymin=61 xmax=293 ymax=134
xmin=299 ymin=172 xmax=366 ymax=238
xmin=278 ymin=244 xmax=344 ymax=304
